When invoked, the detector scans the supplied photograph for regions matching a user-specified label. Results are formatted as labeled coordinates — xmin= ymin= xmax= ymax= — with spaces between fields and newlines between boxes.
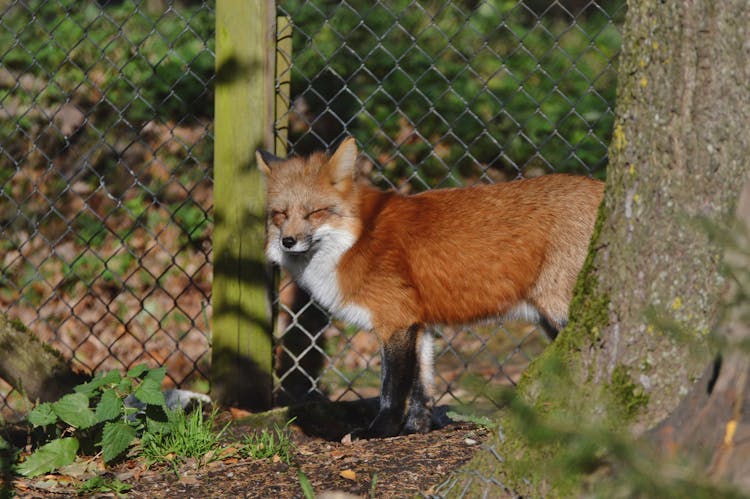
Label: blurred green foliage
xmin=0 ymin=0 xmax=214 ymax=126
xmin=0 ymin=0 xmax=214 ymax=248
xmin=0 ymin=1 xmax=214 ymax=382
xmin=281 ymin=0 xmax=623 ymax=187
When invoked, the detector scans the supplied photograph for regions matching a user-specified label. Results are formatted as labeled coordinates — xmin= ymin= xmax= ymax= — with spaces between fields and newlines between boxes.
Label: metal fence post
xmin=212 ymin=0 xmax=276 ymax=410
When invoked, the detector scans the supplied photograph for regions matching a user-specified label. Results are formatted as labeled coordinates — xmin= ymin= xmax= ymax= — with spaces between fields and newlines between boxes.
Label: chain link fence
xmin=272 ymin=0 xmax=623 ymax=410
xmin=0 ymin=0 xmax=622 ymax=421
xmin=0 ymin=0 xmax=215 ymax=419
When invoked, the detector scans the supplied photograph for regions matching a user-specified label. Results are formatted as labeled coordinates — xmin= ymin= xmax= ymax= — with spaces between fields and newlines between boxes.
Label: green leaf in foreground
xmin=133 ymin=378 xmax=165 ymax=406
xmin=101 ymin=422 xmax=137 ymax=463
xmin=78 ymin=475 xmax=132 ymax=495
xmin=145 ymin=404 xmax=171 ymax=434
xmin=95 ymin=388 xmax=123 ymax=423
xmin=53 ymin=393 xmax=98 ymax=429
xmin=446 ymin=410 xmax=494 ymax=428
xmin=143 ymin=366 xmax=167 ymax=385
xmin=28 ymin=402 xmax=57 ymax=427
xmin=74 ymin=369 xmax=122 ymax=395
xmin=298 ymin=469 xmax=315 ymax=499
xmin=17 ymin=437 xmax=79 ymax=477
xmin=127 ymin=363 xmax=149 ymax=378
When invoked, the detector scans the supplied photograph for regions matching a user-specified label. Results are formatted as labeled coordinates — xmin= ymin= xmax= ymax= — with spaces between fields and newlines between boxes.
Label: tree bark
xmin=443 ymin=0 xmax=750 ymax=495
xmin=650 ymin=173 xmax=750 ymax=493
xmin=0 ymin=315 xmax=88 ymax=404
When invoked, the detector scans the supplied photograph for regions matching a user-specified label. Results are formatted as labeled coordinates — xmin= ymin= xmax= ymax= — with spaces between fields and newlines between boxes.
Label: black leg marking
xmin=707 ymin=354 xmax=722 ymax=394
xmin=354 ymin=325 xmax=419 ymax=439
xmin=402 ymin=329 xmax=433 ymax=434
xmin=538 ymin=315 xmax=560 ymax=341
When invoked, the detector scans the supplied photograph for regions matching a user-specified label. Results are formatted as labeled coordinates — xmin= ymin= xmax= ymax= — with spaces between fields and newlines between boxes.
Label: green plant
xmin=171 ymin=201 xmax=211 ymax=245
xmin=140 ymin=405 xmax=229 ymax=471
xmin=446 ymin=410 xmax=494 ymax=429
xmin=18 ymin=364 xmax=170 ymax=477
xmin=76 ymin=475 xmax=132 ymax=496
xmin=369 ymin=472 xmax=378 ymax=498
xmin=240 ymin=419 xmax=296 ymax=465
xmin=298 ymin=469 xmax=316 ymax=499
xmin=0 ymin=0 xmax=214 ymax=124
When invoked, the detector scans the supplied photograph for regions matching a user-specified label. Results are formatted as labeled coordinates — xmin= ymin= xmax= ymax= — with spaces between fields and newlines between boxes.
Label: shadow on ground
xmin=239 ymin=398 xmax=455 ymax=441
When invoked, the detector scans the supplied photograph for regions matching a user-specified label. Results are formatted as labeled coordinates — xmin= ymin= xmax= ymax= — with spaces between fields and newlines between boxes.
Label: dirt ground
xmin=3 ymin=415 xmax=490 ymax=498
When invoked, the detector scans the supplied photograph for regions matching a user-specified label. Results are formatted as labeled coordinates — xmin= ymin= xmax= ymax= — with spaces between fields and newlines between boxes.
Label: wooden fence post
xmin=275 ymin=15 xmax=292 ymax=157
xmin=211 ymin=0 xmax=276 ymax=410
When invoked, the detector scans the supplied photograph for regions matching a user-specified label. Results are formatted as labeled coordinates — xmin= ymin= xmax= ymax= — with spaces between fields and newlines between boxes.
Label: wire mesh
xmin=0 ymin=0 xmax=623 ymax=423
xmin=272 ymin=0 xmax=623 ymax=409
xmin=0 ymin=0 xmax=215 ymax=419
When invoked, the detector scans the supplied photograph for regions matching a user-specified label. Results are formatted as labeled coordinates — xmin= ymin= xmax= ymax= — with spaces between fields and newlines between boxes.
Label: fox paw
xmin=346 ymin=419 xmax=402 ymax=440
xmin=401 ymin=404 xmax=432 ymax=435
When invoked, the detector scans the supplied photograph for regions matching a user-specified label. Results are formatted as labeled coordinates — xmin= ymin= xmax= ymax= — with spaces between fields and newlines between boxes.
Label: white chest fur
xmin=278 ymin=225 xmax=373 ymax=331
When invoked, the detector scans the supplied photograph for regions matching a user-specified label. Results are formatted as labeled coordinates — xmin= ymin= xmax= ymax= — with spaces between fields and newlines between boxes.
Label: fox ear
xmin=327 ymin=137 xmax=358 ymax=185
xmin=256 ymin=149 xmax=282 ymax=177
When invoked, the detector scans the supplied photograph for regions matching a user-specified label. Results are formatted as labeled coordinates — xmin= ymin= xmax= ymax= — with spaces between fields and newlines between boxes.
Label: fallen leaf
xmin=58 ymin=457 xmax=99 ymax=479
xmin=339 ymin=469 xmax=356 ymax=481
xmin=28 ymin=478 xmax=70 ymax=493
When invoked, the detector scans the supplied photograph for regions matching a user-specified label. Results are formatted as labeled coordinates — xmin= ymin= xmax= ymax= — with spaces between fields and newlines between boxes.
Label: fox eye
xmin=270 ymin=209 xmax=286 ymax=226
xmin=305 ymin=207 xmax=332 ymax=222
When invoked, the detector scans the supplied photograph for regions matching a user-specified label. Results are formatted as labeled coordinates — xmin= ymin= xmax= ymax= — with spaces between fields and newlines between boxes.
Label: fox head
xmin=256 ymin=138 xmax=361 ymax=268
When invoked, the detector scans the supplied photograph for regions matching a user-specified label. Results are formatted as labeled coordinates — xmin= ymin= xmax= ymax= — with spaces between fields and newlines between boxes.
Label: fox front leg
xmin=352 ymin=325 xmax=420 ymax=439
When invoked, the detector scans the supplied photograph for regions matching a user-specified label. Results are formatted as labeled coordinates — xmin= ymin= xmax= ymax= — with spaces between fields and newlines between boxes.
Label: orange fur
xmin=338 ymin=176 xmax=603 ymax=340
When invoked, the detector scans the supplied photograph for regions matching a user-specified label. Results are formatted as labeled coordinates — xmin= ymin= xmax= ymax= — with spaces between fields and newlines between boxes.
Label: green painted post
xmin=212 ymin=0 xmax=275 ymax=410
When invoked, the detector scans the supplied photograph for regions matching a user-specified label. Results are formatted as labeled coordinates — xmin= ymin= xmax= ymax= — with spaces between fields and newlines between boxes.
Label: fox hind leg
xmin=402 ymin=328 xmax=434 ymax=434
xmin=538 ymin=315 xmax=561 ymax=340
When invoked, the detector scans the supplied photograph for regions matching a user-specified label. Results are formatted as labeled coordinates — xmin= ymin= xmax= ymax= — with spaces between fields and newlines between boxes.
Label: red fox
xmin=257 ymin=138 xmax=604 ymax=438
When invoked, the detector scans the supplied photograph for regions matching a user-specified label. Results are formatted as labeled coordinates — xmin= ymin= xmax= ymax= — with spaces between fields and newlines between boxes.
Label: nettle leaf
xmin=101 ymin=422 xmax=137 ymax=463
xmin=17 ymin=437 xmax=79 ymax=477
xmin=133 ymin=378 xmax=165 ymax=406
xmin=127 ymin=364 xmax=149 ymax=378
xmin=143 ymin=366 xmax=166 ymax=385
xmin=95 ymin=389 xmax=123 ymax=423
xmin=28 ymin=402 xmax=57 ymax=427
xmin=145 ymin=404 xmax=171 ymax=434
xmin=75 ymin=370 xmax=122 ymax=396
xmin=53 ymin=393 xmax=98 ymax=429
xmin=118 ymin=377 xmax=134 ymax=395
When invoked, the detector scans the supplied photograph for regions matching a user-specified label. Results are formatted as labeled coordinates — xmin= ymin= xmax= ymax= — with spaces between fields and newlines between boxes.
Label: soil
xmin=2 ymin=410 xmax=492 ymax=498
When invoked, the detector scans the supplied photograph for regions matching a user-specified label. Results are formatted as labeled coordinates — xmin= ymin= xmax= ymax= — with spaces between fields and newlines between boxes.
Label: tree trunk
xmin=559 ymin=0 xmax=750 ymax=428
xmin=0 ymin=315 xmax=88 ymax=404
xmin=443 ymin=1 xmax=750 ymax=495
xmin=650 ymin=173 xmax=750 ymax=492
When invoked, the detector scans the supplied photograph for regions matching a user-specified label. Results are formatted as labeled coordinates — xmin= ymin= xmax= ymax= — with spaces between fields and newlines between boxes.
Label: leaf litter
xmin=4 ymin=418 xmax=490 ymax=498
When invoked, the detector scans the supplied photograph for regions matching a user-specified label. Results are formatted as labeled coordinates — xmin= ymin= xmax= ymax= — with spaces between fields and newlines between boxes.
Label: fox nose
xmin=281 ymin=236 xmax=296 ymax=249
